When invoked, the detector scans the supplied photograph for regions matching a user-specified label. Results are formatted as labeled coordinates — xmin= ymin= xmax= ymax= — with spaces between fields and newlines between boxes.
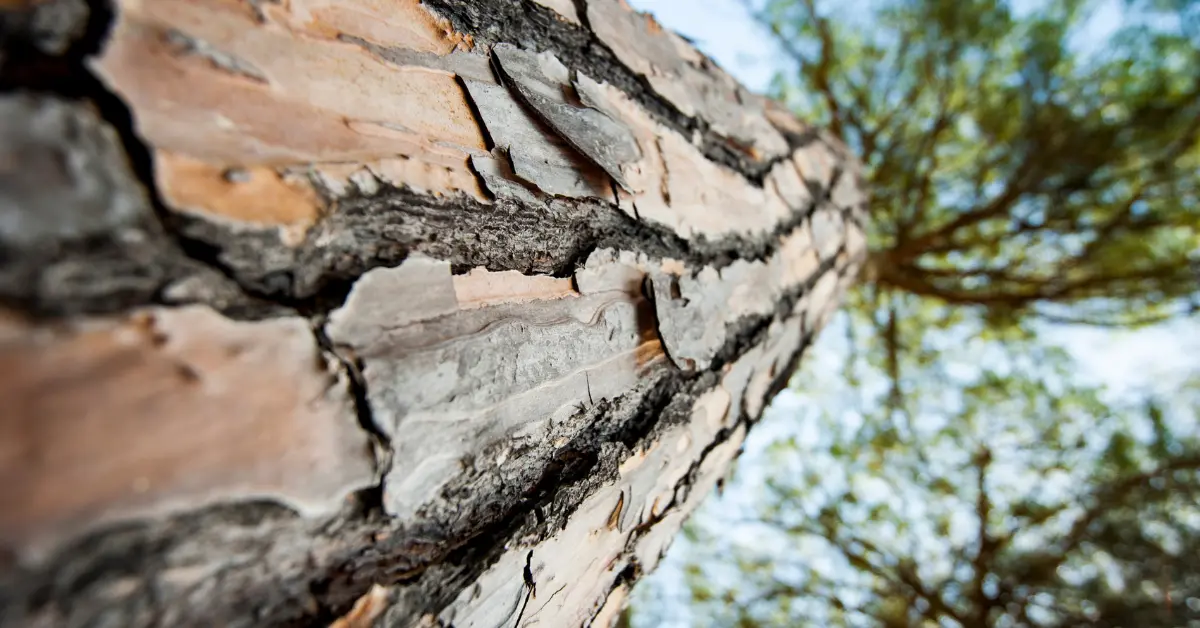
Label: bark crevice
xmin=0 ymin=0 xmax=294 ymax=319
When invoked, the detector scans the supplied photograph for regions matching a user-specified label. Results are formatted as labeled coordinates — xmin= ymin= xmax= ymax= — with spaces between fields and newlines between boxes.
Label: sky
xmin=624 ymin=0 xmax=1200 ymax=624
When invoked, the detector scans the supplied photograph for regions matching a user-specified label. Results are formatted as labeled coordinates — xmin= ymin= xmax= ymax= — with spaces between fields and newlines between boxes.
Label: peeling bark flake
xmin=452 ymin=267 xmax=578 ymax=309
xmin=574 ymin=76 xmax=797 ymax=240
xmin=492 ymin=43 xmax=641 ymax=192
xmin=326 ymin=255 xmax=667 ymax=520
xmin=648 ymin=223 xmax=824 ymax=371
xmin=606 ymin=491 xmax=625 ymax=531
xmin=462 ymin=79 xmax=611 ymax=198
xmin=92 ymin=0 xmax=490 ymax=222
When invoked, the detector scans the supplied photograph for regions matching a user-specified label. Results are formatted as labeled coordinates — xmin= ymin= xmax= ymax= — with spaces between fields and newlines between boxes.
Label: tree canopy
xmin=628 ymin=0 xmax=1200 ymax=626
xmin=762 ymin=0 xmax=1200 ymax=328
xmin=636 ymin=317 xmax=1200 ymax=626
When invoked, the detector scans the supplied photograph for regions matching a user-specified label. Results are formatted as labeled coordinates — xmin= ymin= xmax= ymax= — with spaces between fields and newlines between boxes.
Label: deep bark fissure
xmin=168 ymin=166 xmax=838 ymax=316
xmin=2 ymin=66 xmax=839 ymax=324
xmin=6 ymin=155 xmax=842 ymax=320
xmin=0 ymin=0 xmax=293 ymax=319
xmin=311 ymin=323 xmax=393 ymax=500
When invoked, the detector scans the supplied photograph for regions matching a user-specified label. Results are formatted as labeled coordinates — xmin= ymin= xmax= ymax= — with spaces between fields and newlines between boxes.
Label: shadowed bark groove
xmin=0 ymin=0 xmax=868 ymax=626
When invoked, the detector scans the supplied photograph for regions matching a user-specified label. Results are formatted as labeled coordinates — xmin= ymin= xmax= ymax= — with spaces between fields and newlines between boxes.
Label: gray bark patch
xmin=462 ymin=77 xmax=612 ymax=198
xmin=0 ymin=94 xmax=190 ymax=316
xmin=491 ymin=43 xmax=641 ymax=192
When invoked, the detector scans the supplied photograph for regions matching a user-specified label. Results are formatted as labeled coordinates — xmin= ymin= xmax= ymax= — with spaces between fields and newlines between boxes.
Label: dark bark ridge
xmin=0 ymin=106 xmax=846 ymax=320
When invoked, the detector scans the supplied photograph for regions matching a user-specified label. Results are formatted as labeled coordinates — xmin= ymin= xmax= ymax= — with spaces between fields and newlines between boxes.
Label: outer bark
xmin=0 ymin=0 xmax=867 ymax=626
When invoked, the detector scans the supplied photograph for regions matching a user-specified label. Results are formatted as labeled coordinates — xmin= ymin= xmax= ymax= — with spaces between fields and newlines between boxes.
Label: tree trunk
xmin=0 ymin=0 xmax=866 ymax=626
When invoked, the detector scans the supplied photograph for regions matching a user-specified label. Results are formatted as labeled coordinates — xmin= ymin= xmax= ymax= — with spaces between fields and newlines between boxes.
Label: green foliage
xmin=761 ymin=0 xmax=1200 ymax=327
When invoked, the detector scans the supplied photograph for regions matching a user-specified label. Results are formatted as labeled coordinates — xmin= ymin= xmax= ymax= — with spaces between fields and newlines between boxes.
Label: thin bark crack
xmin=311 ymin=323 xmax=392 ymax=507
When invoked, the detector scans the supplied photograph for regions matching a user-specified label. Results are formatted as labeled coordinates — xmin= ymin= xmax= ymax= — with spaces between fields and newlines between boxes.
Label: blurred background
xmin=622 ymin=1 xmax=1200 ymax=626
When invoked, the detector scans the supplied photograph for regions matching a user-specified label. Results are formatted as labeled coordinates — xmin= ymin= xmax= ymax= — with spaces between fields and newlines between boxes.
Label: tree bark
xmin=0 ymin=0 xmax=867 ymax=626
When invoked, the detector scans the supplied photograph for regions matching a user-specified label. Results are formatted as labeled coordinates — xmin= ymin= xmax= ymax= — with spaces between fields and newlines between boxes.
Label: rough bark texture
xmin=0 ymin=0 xmax=867 ymax=626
